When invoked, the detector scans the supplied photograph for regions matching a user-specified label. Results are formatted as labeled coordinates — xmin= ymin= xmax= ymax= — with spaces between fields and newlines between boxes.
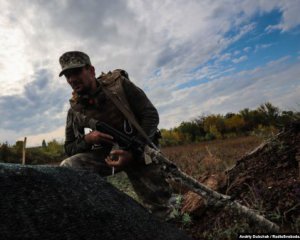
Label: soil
xmin=178 ymin=122 xmax=300 ymax=239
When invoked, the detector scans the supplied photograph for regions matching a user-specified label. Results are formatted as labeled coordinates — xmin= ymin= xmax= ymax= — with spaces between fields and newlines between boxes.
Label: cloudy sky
xmin=0 ymin=0 xmax=299 ymax=146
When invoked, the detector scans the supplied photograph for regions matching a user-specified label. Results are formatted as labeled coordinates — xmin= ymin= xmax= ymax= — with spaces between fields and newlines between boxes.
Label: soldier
xmin=59 ymin=51 xmax=173 ymax=219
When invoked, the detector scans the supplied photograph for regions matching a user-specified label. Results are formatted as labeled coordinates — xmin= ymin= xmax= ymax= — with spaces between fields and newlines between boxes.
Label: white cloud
xmin=0 ymin=14 xmax=34 ymax=94
xmin=218 ymin=53 xmax=232 ymax=62
xmin=265 ymin=1 xmax=300 ymax=32
xmin=254 ymin=43 xmax=273 ymax=52
xmin=243 ymin=46 xmax=251 ymax=52
xmin=232 ymin=55 xmax=248 ymax=63
xmin=265 ymin=24 xmax=280 ymax=33
xmin=0 ymin=0 xmax=299 ymax=145
xmin=275 ymin=1 xmax=300 ymax=32
xmin=266 ymin=56 xmax=290 ymax=67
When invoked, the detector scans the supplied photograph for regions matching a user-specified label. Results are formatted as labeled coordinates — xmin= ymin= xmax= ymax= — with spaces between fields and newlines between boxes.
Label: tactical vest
xmin=69 ymin=69 xmax=136 ymax=137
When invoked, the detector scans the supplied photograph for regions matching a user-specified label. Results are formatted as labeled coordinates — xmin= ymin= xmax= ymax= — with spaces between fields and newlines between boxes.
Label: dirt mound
xmin=180 ymin=122 xmax=300 ymax=239
xmin=225 ymin=122 xmax=300 ymax=229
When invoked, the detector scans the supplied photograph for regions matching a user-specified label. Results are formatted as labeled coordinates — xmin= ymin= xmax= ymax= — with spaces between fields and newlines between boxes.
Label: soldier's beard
xmin=72 ymin=76 xmax=95 ymax=95
xmin=72 ymin=81 xmax=88 ymax=95
xmin=75 ymin=88 xmax=87 ymax=95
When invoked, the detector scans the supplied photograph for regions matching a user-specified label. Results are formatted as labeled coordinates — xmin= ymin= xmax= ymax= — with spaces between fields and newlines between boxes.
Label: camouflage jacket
xmin=64 ymin=73 xmax=159 ymax=157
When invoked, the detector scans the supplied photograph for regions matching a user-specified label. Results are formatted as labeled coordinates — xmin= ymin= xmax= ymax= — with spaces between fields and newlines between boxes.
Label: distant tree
xmin=47 ymin=139 xmax=64 ymax=156
xmin=0 ymin=142 xmax=10 ymax=162
xmin=239 ymin=108 xmax=252 ymax=131
xmin=14 ymin=141 xmax=24 ymax=157
xmin=239 ymin=108 xmax=266 ymax=131
xmin=251 ymin=110 xmax=266 ymax=128
xmin=160 ymin=129 xmax=184 ymax=146
xmin=257 ymin=102 xmax=280 ymax=126
xmin=42 ymin=139 xmax=47 ymax=148
xmin=209 ymin=125 xmax=222 ymax=139
xmin=224 ymin=115 xmax=245 ymax=133
xmin=176 ymin=121 xmax=205 ymax=142
xmin=203 ymin=115 xmax=225 ymax=135
xmin=278 ymin=110 xmax=298 ymax=126
xmin=225 ymin=112 xmax=235 ymax=119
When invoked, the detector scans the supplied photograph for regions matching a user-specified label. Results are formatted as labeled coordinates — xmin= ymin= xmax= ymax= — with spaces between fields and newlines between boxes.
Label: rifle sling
xmin=100 ymin=83 xmax=158 ymax=150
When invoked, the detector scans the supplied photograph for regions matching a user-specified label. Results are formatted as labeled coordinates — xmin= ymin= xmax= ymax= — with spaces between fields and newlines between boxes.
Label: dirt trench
xmin=179 ymin=122 xmax=300 ymax=239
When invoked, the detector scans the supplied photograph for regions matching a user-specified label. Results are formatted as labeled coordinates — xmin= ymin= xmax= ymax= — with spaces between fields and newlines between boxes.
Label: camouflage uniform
xmin=59 ymin=51 xmax=172 ymax=218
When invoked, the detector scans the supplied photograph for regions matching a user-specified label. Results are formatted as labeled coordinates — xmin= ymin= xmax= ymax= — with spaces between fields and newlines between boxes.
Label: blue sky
xmin=225 ymin=10 xmax=299 ymax=71
xmin=0 ymin=0 xmax=299 ymax=146
xmin=178 ymin=9 xmax=300 ymax=89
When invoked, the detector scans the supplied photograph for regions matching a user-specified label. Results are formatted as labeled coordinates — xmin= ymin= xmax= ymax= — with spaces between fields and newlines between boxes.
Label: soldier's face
xmin=64 ymin=66 xmax=95 ymax=94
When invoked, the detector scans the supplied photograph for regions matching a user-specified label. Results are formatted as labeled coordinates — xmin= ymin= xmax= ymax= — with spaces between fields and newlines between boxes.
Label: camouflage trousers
xmin=60 ymin=149 xmax=173 ymax=219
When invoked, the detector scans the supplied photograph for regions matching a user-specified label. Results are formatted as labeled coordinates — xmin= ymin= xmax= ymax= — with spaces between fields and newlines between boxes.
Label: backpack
xmin=97 ymin=69 xmax=159 ymax=150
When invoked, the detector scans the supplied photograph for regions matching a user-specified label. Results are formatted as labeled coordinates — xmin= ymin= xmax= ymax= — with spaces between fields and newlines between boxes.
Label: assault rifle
xmin=94 ymin=121 xmax=152 ymax=168
xmin=75 ymin=112 xmax=279 ymax=232
xmin=95 ymin=121 xmax=148 ymax=153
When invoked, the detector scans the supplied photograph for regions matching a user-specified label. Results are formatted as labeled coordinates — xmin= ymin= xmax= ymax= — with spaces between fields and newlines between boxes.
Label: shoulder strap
xmin=98 ymin=71 xmax=158 ymax=150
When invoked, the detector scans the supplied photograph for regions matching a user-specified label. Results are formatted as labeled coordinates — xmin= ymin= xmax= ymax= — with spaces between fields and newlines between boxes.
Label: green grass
xmin=106 ymin=171 xmax=140 ymax=202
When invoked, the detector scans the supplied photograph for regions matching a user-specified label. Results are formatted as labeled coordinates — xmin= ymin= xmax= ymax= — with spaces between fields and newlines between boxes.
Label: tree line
xmin=160 ymin=102 xmax=299 ymax=146
xmin=0 ymin=139 xmax=64 ymax=164
xmin=0 ymin=102 xmax=299 ymax=163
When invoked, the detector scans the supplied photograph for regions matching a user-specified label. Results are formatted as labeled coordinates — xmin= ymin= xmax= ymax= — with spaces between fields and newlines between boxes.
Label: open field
xmin=161 ymin=135 xmax=263 ymax=179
